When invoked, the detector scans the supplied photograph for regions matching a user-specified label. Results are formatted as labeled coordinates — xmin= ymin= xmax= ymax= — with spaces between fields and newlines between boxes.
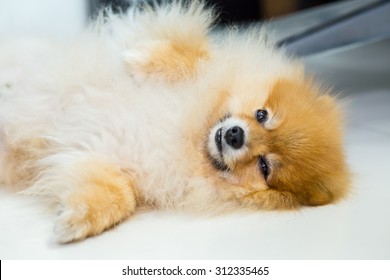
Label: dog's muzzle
xmin=207 ymin=117 xmax=249 ymax=172
xmin=215 ymin=125 xmax=245 ymax=153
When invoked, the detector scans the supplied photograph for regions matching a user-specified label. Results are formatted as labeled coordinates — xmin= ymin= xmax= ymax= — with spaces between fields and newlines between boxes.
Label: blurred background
xmin=89 ymin=0 xmax=342 ymax=22
xmin=0 ymin=0 xmax=388 ymax=56
xmin=1 ymin=0 xmax=338 ymax=36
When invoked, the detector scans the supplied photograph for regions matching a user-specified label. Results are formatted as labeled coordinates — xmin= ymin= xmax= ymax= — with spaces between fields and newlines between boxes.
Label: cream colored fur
xmin=0 ymin=1 xmax=349 ymax=243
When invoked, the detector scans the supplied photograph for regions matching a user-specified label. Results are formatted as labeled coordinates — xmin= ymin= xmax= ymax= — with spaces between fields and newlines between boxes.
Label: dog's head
xmin=206 ymin=78 xmax=350 ymax=209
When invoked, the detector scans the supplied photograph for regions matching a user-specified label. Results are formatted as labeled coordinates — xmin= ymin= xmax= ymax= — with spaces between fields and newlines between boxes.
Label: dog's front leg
xmin=238 ymin=189 xmax=300 ymax=211
xmin=34 ymin=153 xmax=138 ymax=243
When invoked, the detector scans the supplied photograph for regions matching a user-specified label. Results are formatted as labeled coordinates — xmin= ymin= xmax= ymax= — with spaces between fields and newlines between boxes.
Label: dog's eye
xmin=258 ymin=156 xmax=269 ymax=180
xmin=256 ymin=109 xmax=268 ymax=124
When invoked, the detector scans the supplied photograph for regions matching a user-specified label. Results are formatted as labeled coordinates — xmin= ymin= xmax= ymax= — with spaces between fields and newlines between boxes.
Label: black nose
xmin=225 ymin=126 xmax=244 ymax=149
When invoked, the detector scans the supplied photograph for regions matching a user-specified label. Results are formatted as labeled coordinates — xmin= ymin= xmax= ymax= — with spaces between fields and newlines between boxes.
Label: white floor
xmin=1 ymin=39 xmax=390 ymax=260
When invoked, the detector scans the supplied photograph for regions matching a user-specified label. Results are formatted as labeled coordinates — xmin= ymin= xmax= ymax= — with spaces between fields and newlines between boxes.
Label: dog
xmin=0 ymin=1 xmax=350 ymax=243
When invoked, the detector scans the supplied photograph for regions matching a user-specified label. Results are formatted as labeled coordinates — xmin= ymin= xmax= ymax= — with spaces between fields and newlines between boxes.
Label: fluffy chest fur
xmin=0 ymin=56 xmax=217 ymax=207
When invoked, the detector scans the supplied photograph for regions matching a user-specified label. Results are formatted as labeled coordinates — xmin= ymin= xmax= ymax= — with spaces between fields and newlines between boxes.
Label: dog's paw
xmin=122 ymin=41 xmax=162 ymax=82
xmin=50 ymin=158 xmax=138 ymax=243
xmin=123 ymin=39 xmax=208 ymax=83
xmin=122 ymin=1 xmax=212 ymax=83
xmin=54 ymin=204 xmax=91 ymax=243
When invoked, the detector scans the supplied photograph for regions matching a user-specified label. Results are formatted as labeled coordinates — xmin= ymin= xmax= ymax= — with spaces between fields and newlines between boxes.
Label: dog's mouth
xmin=208 ymin=153 xmax=230 ymax=172
xmin=215 ymin=127 xmax=223 ymax=154
xmin=206 ymin=127 xmax=230 ymax=172
xmin=206 ymin=116 xmax=248 ymax=173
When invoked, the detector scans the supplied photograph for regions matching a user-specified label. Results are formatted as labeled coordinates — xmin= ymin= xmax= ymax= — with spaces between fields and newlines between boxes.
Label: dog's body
xmin=0 ymin=2 xmax=350 ymax=243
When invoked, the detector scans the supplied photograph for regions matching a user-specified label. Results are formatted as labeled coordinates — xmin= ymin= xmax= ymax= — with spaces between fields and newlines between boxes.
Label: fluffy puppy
xmin=0 ymin=1 xmax=350 ymax=243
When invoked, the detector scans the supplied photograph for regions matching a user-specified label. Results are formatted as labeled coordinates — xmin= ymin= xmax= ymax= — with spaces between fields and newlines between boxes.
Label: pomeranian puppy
xmin=0 ymin=1 xmax=350 ymax=243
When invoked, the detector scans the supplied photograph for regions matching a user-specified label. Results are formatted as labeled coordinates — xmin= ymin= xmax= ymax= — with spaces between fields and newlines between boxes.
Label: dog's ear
xmin=123 ymin=2 xmax=213 ymax=83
